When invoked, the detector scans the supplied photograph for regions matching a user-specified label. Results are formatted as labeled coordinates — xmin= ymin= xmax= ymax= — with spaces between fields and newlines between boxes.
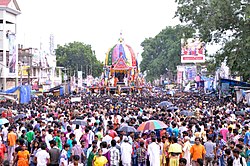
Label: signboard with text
xmin=181 ymin=38 xmax=206 ymax=63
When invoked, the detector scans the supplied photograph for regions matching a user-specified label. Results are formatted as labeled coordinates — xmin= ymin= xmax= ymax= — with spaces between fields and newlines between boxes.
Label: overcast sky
xmin=16 ymin=0 xmax=180 ymax=62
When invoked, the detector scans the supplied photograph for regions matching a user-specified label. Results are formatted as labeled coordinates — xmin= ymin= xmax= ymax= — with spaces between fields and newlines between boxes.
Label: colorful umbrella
xmin=137 ymin=120 xmax=168 ymax=131
xmin=0 ymin=118 xmax=9 ymax=125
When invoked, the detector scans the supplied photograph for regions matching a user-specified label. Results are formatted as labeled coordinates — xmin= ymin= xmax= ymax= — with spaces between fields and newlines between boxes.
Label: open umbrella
xmin=137 ymin=120 xmax=168 ymax=131
xmin=235 ymin=111 xmax=245 ymax=116
xmin=121 ymin=93 xmax=127 ymax=96
xmin=118 ymin=126 xmax=137 ymax=133
xmin=0 ymin=118 xmax=9 ymax=125
xmin=72 ymin=119 xmax=87 ymax=126
xmin=166 ymin=106 xmax=179 ymax=111
xmin=0 ymin=107 xmax=7 ymax=112
xmin=158 ymin=101 xmax=173 ymax=108
xmin=180 ymin=111 xmax=193 ymax=116
xmin=0 ymin=107 xmax=7 ymax=114
xmin=14 ymin=114 xmax=27 ymax=121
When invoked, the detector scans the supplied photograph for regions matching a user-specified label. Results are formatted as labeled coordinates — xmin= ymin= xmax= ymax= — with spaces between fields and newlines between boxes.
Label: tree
xmin=140 ymin=25 xmax=194 ymax=82
xmin=56 ymin=41 xmax=103 ymax=78
xmin=175 ymin=0 xmax=250 ymax=81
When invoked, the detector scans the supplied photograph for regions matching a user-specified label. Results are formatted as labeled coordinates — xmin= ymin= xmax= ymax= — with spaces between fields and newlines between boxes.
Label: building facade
xmin=0 ymin=0 xmax=21 ymax=90
xmin=18 ymin=47 xmax=63 ymax=91
xmin=0 ymin=1 xmax=62 ymax=90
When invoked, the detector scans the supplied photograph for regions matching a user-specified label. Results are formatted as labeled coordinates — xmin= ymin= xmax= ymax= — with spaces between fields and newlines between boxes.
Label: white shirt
xmin=60 ymin=149 xmax=68 ymax=166
xmin=148 ymin=142 xmax=160 ymax=166
xmin=102 ymin=135 xmax=112 ymax=145
xmin=68 ymin=163 xmax=83 ymax=166
xmin=35 ymin=149 xmax=50 ymax=166
xmin=179 ymin=126 xmax=188 ymax=136
xmin=2 ymin=127 xmax=8 ymax=142
xmin=74 ymin=129 xmax=82 ymax=144
xmin=120 ymin=142 xmax=132 ymax=164
xmin=233 ymin=156 xmax=247 ymax=166
xmin=45 ymin=134 xmax=53 ymax=150
xmin=88 ymin=130 xmax=94 ymax=144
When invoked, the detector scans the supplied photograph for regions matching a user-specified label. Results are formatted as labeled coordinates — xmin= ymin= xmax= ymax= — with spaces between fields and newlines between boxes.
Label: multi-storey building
xmin=0 ymin=0 xmax=21 ymax=90
xmin=0 ymin=1 xmax=63 ymax=90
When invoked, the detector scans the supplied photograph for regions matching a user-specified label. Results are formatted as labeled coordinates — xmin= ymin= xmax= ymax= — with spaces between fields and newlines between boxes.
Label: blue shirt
xmin=172 ymin=127 xmax=179 ymax=138
xmin=167 ymin=127 xmax=173 ymax=137
xmin=244 ymin=131 xmax=250 ymax=145
xmin=66 ymin=139 xmax=73 ymax=158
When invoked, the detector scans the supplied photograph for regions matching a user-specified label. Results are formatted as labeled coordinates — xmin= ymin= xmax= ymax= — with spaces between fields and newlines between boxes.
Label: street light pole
xmin=18 ymin=62 xmax=23 ymax=85
xmin=0 ymin=62 xmax=7 ymax=90
xmin=28 ymin=48 xmax=32 ymax=85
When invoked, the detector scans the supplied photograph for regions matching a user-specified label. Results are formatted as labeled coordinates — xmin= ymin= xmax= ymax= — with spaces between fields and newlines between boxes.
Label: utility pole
xmin=86 ymin=65 xmax=88 ymax=77
xmin=20 ymin=63 xmax=23 ymax=85
xmin=90 ymin=63 xmax=93 ymax=76
xmin=28 ymin=57 xmax=30 ymax=85
xmin=28 ymin=48 xmax=32 ymax=85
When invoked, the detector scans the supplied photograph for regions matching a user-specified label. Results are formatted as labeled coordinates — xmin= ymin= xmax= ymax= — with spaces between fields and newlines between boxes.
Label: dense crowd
xmin=0 ymin=91 xmax=249 ymax=166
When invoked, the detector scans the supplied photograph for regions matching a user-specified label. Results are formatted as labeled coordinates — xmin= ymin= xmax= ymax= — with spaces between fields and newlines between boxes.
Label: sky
xmin=16 ymin=0 xmax=220 ymax=65
xmin=16 ymin=0 xmax=180 ymax=63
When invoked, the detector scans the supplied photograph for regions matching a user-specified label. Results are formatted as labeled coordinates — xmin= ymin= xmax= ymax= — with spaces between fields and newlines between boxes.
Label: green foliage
xmin=140 ymin=25 xmax=195 ymax=82
xmin=56 ymin=41 xmax=103 ymax=78
xmin=175 ymin=0 xmax=250 ymax=81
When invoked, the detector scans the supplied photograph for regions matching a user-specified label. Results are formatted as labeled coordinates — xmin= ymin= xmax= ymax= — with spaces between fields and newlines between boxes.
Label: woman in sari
xmin=17 ymin=145 xmax=30 ymax=166
xmin=87 ymin=145 xmax=97 ymax=166
xmin=93 ymin=149 xmax=108 ymax=166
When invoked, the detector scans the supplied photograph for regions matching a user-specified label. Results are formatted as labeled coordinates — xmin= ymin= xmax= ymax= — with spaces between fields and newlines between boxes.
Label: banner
xmin=32 ymin=48 xmax=40 ymax=66
xmin=18 ymin=66 xmax=29 ymax=76
xmin=221 ymin=83 xmax=230 ymax=95
xmin=177 ymin=71 xmax=183 ymax=84
xmin=181 ymin=38 xmax=206 ymax=63
xmin=78 ymin=71 xmax=82 ymax=88
xmin=246 ymin=93 xmax=250 ymax=106
xmin=71 ymin=96 xmax=81 ymax=102
xmin=185 ymin=66 xmax=197 ymax=81
xmin=20 ymin=85 xmax=31 ymax=104
xmin=8 ymin=33 xmax=17 ymax=74
xmin=236 ymin=90 xmax=244 ymax=103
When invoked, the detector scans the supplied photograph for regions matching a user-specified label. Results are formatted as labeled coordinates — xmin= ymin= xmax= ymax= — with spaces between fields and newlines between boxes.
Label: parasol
xmin=121 ymin=93 xmax=127 ymax=96
xmin=137 ymin=120 xmax=168 ymax=131
xmin=72 ymin=119 xmax=87 ymax=126
xmin=0 ymin=107 xmax=7 ymax=112
xmin=0 ymin=118 xmax=9 ymax=125
xmin=118 ymin=126 xmax=137 ymax=133
xmin=166 ymin=106 xmax=179 ymax=111
xmin=14 ymin=114 xmax=27 ymax=121
xmin=179 ymin=111 xmax=194 ymax=116
xmin=158 ymin=101 xmax=173 ymax=107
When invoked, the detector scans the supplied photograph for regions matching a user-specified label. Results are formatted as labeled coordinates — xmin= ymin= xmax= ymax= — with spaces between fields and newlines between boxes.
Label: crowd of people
xmin=0 ymin=91 xmax=249 ymax=166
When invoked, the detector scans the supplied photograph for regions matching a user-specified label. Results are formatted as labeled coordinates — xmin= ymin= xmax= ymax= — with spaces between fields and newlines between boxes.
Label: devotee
xmin=148 ymin=137 xmax=160 ymax=166
xmin=190 ymin=137 xmax=206 ymax=166
xmin=120 ymin=136 xmax=132 ymax=166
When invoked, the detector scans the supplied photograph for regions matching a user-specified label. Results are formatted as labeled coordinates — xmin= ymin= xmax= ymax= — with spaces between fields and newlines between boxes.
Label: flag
xmin=184 ymin=83 xmax=191 ymax=92
xmin=20 ymin=85 xmax=31 ymax=104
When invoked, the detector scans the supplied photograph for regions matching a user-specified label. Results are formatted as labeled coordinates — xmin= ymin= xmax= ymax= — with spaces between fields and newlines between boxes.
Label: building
xmin=0 ymin=0 xmax=21 ymax=90
xmin=0 ymin=1 xmax=62 ymax=90
xmin=18 ymin=47 xmax=63 ymax=91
